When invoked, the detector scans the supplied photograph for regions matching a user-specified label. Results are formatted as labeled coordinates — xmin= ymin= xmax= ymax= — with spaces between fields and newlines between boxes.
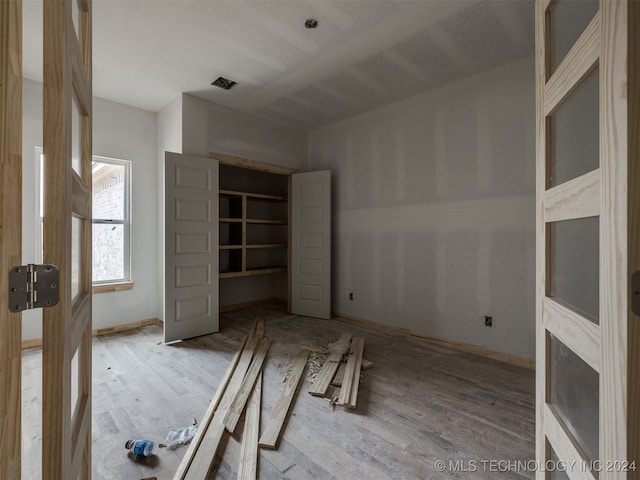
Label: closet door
xmin=291 ymin=171 xmax=331 ymax=319
xmin=164 ymin=152 xmax=219 ymax=342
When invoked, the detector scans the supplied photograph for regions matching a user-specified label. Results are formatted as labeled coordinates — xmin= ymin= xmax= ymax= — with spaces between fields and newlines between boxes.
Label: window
xmin=35 ymin=149 xmax=132 ymax=288
xmin=92 ymin=157 xmax=131 ymax=285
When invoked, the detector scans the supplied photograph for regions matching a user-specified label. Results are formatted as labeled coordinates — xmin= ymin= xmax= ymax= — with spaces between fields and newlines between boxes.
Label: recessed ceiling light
xmin=211 ymin=76 xmax=237 ymax=90
xmin=304 ymin=18 xmax=318 ymax=29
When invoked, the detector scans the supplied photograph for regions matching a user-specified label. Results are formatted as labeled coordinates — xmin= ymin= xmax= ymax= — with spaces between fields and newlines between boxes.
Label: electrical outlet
xmin=349 ymin=292 xmax=354 ymax=301
xmin=485 ymin=316 xmax=493 ymax=327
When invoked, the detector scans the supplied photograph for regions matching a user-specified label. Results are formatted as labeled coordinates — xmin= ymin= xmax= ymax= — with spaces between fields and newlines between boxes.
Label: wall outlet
xmin=349 ymin=292 xmax=354 ymax=301
xmin=485 ymin=316 xmax=493 ymax=327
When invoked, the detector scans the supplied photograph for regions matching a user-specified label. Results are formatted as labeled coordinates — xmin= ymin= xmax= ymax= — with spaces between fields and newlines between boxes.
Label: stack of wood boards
xmin=308 ymin=333 xmax=369 ymax=408
xmin=174 ymin=317 xmax=310 ymax=479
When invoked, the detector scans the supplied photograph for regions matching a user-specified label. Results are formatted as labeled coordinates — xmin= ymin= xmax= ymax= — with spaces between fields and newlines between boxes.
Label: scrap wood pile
xmin=308 ymin=333 xmax=373 ymax=408
xmin=173 ymin=316 xmax=309 ymax=480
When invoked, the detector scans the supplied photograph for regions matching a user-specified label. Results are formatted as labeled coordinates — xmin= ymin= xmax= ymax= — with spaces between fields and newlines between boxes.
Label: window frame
xmin=91 ymin=155 xmax=132 ymax=287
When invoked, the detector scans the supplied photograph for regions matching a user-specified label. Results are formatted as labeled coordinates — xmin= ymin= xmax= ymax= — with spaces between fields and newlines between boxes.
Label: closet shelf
xmin=219 ymin=189 xmax=286 ymax=202
xmin=219 ymin=266 xmax=287 ymax=279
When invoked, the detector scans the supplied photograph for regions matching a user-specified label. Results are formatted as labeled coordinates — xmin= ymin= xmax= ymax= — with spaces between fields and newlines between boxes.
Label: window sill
xmin=93 ymin=282 xmax=134 ymax=294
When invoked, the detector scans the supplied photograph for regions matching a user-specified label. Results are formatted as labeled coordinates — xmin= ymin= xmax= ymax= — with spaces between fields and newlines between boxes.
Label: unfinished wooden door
xmin=0 ymin=0 xmax=22 ymax=478
xmin=42 ymin=0 xmax=93 ymax=478
xmin=164 ymin=152 xmax=219 ymax=342
xmin=291 ymin=171 xmax=331 ymax=319
xmin=535 ymin=1 xmax=639 ymax=478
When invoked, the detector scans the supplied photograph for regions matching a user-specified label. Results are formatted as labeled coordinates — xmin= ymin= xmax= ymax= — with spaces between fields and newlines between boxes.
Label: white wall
xmin=307 ymin=58 xmax=536 ymax=359
xmin=22 ymin=78 xmax=158 ymax=340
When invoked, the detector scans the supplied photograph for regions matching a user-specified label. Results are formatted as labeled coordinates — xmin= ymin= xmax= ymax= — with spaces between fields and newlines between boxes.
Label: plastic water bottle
xmin=125 ymin=439 xmax=154 ymax=457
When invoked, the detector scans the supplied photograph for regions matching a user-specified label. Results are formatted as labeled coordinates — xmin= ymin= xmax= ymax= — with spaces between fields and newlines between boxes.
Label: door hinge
xmin=8 ymin=264 xmax=60 ymax=312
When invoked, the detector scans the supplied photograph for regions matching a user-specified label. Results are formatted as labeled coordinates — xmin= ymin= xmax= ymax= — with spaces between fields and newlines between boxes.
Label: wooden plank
xmin=173 ymin=335 xmax=247 ymax=480
xmin=535 ymin=0 xmax=550 ymax=475
xmin=331 ymin=363 xmax=346 ymax=387
xmin=361 ymin=359 xmax=374 ymax=371
xmin=309 ymin=333 xmax=352 ymax=396
xmin=183 ymin=411 xmax=227 ymax=480
xmin=210 ymin=151 xmax=297 ymax=176
xmin=544 ymin=11 xmax=600 ymax=115
xmin=543 ymin=298 xmax=600 ymax=373
xmin=348 ymin=338 xmax=365 ymax=407
xmin=0 ymin=0 xmax=22 ymax=477
xmin=337 ymin=337 xmax=364 ymax=406
xmin=237 ymin=374 xmax=262 ymax=480
xmin=219 ymin=267 xmax=287 ymax=279
xmin=600 ymin=1 xmax=634 ymax=475
xmin=224 ymin=337 xmax=271 ymax=433
xmin=259 ymin=348 xmax=309 ymax=449
xmin=544 ymin=169 xmax=600 ymax=222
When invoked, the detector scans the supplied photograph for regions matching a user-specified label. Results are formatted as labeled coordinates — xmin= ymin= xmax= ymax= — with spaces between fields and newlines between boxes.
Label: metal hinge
xmin=8 ymin=264 xmax=60 ymax=312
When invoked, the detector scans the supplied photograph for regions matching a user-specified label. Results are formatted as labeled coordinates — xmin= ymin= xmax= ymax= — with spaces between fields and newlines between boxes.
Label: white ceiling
xmin=23 ymin=0 xmax=534 ymax=131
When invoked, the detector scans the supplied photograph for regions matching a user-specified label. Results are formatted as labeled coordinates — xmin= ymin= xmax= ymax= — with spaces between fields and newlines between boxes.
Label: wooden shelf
xmin=246 ymin=243 xmax=287 ymax=249
xmin=220 ymin=189 xmax=286 ymax=202
xmin=246 ymin=218 xmax=287 ymax=225
xmin=219 ymin=217 xmax=243 ymax=223
xmin=219 ymin=244 xmax=243 ymax=250
xmin=219 ymin=266 xmax=287 ymax=279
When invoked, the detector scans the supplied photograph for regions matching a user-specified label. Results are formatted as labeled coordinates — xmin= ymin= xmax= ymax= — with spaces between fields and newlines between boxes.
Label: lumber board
xmin=361 ymin=358 xmax=374 ymax=371
xmin=237 ymin=374 xmax=262 ymax=480
xmin=173 ymin=334 xmax=248 ymax=480
xmin=224 ymin=337 xmax=271 ymax=432
xmin=308 ymin=333 xmax=352 ymax=396
xmin=331 ymin=363 xmax=347 ymax=387
xmin=259 ymin=348 xmax=309 ymax=449
xmin=183 ymin=411 xmax=227 ymax=480
xmin=337 ymin=337 xmax=364 ymax=407
xmin=348 ymin=338 xmax=365 ymax=408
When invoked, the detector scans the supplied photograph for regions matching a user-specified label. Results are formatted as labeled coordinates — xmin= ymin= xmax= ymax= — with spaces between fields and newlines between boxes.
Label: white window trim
xmin=92 ymin=155 xmax=132 ymax=286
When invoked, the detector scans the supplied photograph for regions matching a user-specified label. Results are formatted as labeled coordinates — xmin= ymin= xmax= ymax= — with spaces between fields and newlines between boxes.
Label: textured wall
xmin=307 ymin=58 xmax=536 ymax=358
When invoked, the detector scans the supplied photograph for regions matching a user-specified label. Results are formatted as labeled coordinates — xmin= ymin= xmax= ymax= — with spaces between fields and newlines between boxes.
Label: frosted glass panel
xmin=549 ymin=0 xmax=598 ymax=72
xmin=72 ymin=94 xmax=82 ymax=176
xmin=549 ymin=217 xmax=599 ymax=322
xmin=549 ymin=68 xmax=599 ymax=187
xmin=71 ymin=216 xmax=81 ymax=301
xmin=550 ymin=334 xmax=599 ymax=462
xmin=549 ymin=447 xmax=571 ymax=480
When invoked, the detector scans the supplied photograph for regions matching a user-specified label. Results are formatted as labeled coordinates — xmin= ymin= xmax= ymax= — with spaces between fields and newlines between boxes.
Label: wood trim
xmin=237 ymin=373 xmax=261 ymax=480
xmin=223 ymin=337 xmax=271 ymax=433
xmin=535 ymin=1 xmax=549 ymax=477
xmin=174 ymin=335 xmax=247 ymax=480
xmin=544 ymin=169 xmax=600 ymax=222
xmin=0 ymin=0 xmax=22 ymax=477
xmin=543 ymin=297 xmax=600 ymax=373
xmin=544 ymin=404 xmax=597 ymax=480
xmin=544 ymin=12 xmax=600 ymax=116
xmin=259 ymin=348 xmax=309 ymax=449
xmin=92 ymin=281 xmax=134 ymax=294
xmin=210 ymin=151 xmax=297 ymax=176
xmin=601 ymin=1 xmax=630 ymax=474
xmin=333 ymin=312 xmax=534 ymax=369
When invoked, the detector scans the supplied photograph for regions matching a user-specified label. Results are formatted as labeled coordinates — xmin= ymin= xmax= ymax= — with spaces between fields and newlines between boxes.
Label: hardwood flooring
xmin=22 ymin=303 xmax=535 ymax=479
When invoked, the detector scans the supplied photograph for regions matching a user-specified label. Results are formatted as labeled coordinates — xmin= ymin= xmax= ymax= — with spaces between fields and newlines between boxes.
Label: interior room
xmin=4 ymin=0 xmax=635 ymax=478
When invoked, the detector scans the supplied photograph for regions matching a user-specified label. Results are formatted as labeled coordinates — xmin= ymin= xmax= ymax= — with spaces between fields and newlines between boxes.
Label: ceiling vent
xmin=211 ymin=76 xmax=237 ymax=90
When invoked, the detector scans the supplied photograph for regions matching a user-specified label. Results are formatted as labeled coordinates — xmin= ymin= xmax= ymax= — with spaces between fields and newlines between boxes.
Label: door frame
xmin=0 ymin=0 xmax=23 ymax=478
xmin=535 ymin=1 xmax=640 ymax=477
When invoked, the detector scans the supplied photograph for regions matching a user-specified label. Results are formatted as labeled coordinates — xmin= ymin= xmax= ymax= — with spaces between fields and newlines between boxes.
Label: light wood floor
xmin=22 ymin=303 xmax=535 ymax=479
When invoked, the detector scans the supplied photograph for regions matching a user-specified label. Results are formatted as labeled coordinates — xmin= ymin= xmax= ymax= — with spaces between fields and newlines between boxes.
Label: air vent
xmin=211 ymin=76 xmax=237 ymax=90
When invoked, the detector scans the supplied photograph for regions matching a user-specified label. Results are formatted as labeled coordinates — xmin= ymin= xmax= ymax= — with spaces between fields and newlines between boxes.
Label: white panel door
xmin=291 ymin=171 xmax=331 ymax=319
xmin=165 ymin=152 xmax=219 ymax=342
